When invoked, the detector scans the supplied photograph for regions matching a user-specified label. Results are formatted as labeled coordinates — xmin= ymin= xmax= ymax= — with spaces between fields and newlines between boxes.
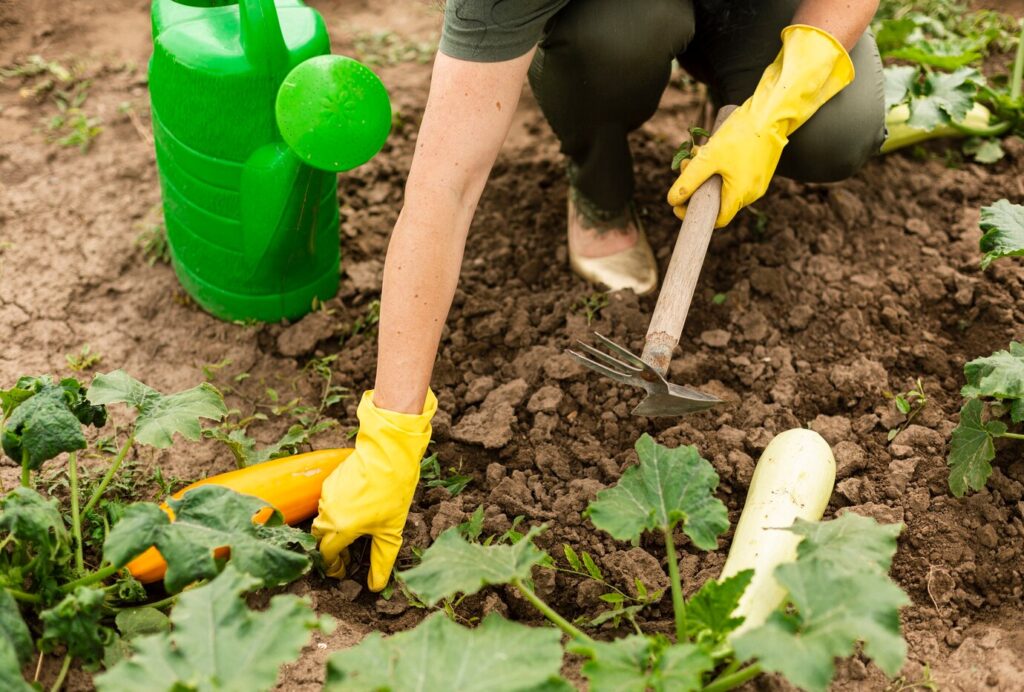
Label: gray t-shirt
xmin=439 ymin=0 xmax=570 ymax=62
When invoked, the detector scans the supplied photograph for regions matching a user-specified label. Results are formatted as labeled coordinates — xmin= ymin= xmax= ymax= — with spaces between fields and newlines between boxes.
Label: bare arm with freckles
xmin=372 ymin=50 xmax=536 ymax=413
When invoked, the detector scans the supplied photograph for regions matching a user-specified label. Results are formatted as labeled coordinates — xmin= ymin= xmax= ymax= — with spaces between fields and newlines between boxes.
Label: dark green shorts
xmin=519 ymin=0 xmax=886 ymax=219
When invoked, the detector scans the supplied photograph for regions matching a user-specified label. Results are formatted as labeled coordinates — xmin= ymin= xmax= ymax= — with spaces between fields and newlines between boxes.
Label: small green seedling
xmin=574 ymin=292 xmax=609 ymax=325
xmin=66 ymin=344 xmax=103 ymax=372
xmin=885 ymin=377 xmax=928 ymax=441
xmin=136 ymin=222 xmax=171 ymax=266
xmin=420 ymin=453 xmax=472 ymax=496
xmin=671 ymin=126 xmax=711 ymax=170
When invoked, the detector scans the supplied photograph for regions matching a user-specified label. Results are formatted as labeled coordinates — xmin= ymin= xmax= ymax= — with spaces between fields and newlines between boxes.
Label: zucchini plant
xmin=875 ymin=0 xmax=1024 ymax=162
xmin=327 ymin=434 xmax=909 ymax=692
xmin=0 ymin=371 xmax=330 ymax=690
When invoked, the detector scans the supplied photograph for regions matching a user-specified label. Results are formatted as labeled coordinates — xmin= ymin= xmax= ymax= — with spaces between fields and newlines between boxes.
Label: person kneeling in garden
xmin=312 ymin=0 xmax=885 ymax=590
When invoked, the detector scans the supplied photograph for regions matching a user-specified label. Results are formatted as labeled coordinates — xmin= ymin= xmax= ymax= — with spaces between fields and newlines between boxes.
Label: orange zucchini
xmin=127 ymin=448 xmax=353 ymax=584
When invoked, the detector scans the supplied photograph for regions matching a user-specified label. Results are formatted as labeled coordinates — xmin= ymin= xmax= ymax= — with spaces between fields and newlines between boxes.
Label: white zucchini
xmin=720 ymin=428 xmax=835 ymax=637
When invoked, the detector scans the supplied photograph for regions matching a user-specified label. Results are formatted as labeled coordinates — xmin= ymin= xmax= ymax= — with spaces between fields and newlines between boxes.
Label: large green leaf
xmin=906 ymin=68 xmax=978 ymax=130
xmin=1 ymin=376 xmax=106 ymax=469
xmin=103 ymin=485 xmax=315 ymax=592
xmin=0 ymin=591 xmax=33 ymax=691
xmin=104 ymin=607 xmax=172 ymax=669
xmin=96 ymin=565 xmax=330 ymax=692
xmin=205 ymin=424 xmax=311 ymax=467
xmin=325 ymin=612 xmax=566 ymax=692
xmin=883 ymin=65 xmax=918 ymax=110
xmin=734 ymin=516 xmax=908 ymax=692
xmin=0 ymin=487 xmax=70 ymax=564
xmin=948 ymin=398 xmax=1005 ymax=496
xmin=680 ymin=570 xmax=752 ymax=646
xmin=979 ymin=201 xmax=1024 ymax=269
xmin=585 ymin=435 xmax=728 ymax=550
xmin=40 ymin=586 xmax=113 ymax=663
xmin=88 ymin=370 xmax=227 ymax=448
xmin=570 ymin=636 xmax=712 ymax=692
xmin=784 ymin=515 xmax=902 ymax=573
xmin=962 ymin=341 xmax=1024 ymax=409
xmin=398 ymin=526 xmax=547 ymax=605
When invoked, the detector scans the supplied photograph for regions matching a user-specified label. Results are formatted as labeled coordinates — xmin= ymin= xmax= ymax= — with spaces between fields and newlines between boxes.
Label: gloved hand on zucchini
xmin=311 ymin=389 xmax=438 ymax=591
xmin=667 ymin=24 xmax=855 ymax=228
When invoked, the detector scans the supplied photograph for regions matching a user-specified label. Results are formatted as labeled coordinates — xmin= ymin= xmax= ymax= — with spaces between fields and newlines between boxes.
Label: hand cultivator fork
xmin=568 ymin=106 xmax=736 ymax=417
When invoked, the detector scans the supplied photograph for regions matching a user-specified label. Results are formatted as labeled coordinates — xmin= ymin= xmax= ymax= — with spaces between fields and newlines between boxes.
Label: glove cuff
xmin=361 ymin=389 xmax=438 ymax=434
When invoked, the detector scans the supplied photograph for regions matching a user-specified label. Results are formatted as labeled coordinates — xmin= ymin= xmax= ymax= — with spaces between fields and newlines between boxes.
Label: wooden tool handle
xmin=642 ymin=105 xmax=736 ymax=375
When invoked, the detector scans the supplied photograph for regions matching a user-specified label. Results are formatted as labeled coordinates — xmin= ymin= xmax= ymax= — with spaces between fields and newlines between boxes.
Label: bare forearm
xmin=794 ymin=0 xmax=878 ymax=49
xmin=371 ymin=51 xmax=534 ymax=414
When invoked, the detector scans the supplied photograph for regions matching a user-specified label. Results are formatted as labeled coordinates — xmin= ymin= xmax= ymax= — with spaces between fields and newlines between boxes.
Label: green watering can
xmin=149 ymin=0 xmax=391 ymax=322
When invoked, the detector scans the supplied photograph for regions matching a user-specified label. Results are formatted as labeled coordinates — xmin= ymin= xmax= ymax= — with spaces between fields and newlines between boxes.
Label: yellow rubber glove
xmin=311 ymin=388 xmax=437 ymax=591
xmin=667 ymin=25 xmax=855 ymax=228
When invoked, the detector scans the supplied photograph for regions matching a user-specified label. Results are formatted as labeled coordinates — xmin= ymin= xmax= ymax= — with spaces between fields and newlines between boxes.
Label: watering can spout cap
xmin=275 ymin=55 xmax=392 ymax=173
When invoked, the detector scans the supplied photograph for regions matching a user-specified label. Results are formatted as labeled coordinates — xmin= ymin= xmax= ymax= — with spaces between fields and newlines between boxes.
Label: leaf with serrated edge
xmin=325 ymin=612 xmax=566 ymax=692
xmin=398 ymin=526 xmax=547 ymax=605
xmin=40 ymin=587 xmax=112 ymax=663
xmin=103 ymin=485 xmax=314 ymax=592
xmin=734 ymin=516 xmax=908 ymax=692
xmin=681 ymin=570 xmax=753 ymax=645
xmin=585 ymin=434 xmax=728 ymax=549
xmin=979 ymin=201 xmax=1024 ymax=269
xmin=88 ymin=370 xmax=227 ymax=448
xmin=0 ymin=487 xmax=70 ymax=562
xmin=883 ymin=65 xmax=917 ymax=110
xmin=948 ymin=399 xmax=1005 ymax=496
xmin=0 ymin=376 xmax=103 ymax=468
xmin=786 ymin=515 xmax=902 ymax=573
xmin=907 ymin=68 xmax=977 ymax=130
xmin=96 ymin=565 xmax=330 ymax=692
xmin=570 ymin=636 xmax=712 ymax=692
xmin=962 ymin=340 xmax=1024 ymax=402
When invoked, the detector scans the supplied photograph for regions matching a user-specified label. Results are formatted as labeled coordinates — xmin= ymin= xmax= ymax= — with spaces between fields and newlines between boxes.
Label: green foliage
xmin=96 ymin=565 xmax=331 ymax=692
xmin=949 ymin=343 xmax=1024 ymax=495
xmin=398 ymin=526 xmax=547 ymax=605
xmin=420 ymin=453 xmax=472 ymax=496
xmin=574 ymin=292 xmax=610 ymax=326
xmin=734 ymin=514 xmax=908 ymax=692
xmin=0 ymin=591 xmax=33 ymax=691
xmin=205 ymin=423 xmax=310 ymax=468
xmin=136 ymin=222 xmax=171 ymax=267
xmin=0 ymin=487 xmax=71 ymax=570
xmin=979 ymin=199 xmax=1024 ymax=269
xmin=103 ymin=607 xmax=171 ymax=669
xmin=671 ymin=126 xmax=711 ymax=171
xmin=40 ymin=586 xmax=112 ymax=662
xmin=585 ymin=434 xmax=728 ymax=550
xmin=570 ymin=636 xmax=713 ymax=692
xmin=103 ymin=485 xmax=315 ymax=593
xmin=679 ymin=570 xmax=753 ymax=647
xmin=65 ymin=344 xmax=102 ymax=372
xmin=885 ymin=377 xmax=928 ymax=441
xmin=88 ymin=370 xmax=227 ymax=448
xmin=325 ymin=613 xmax=566 ymax=691
xmin=1 ymin=376 xmax=106 ymax=469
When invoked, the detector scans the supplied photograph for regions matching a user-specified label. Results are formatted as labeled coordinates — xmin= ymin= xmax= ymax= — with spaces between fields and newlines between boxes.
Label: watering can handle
xmin=239 ymin=0 xmax=290 ymax=74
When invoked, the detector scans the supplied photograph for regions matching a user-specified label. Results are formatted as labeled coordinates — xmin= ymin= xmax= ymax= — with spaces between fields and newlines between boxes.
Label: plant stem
xmin=80 ymin=434 xmax=134 ymax=520
xmin=5 ymin=587 xmax=41 ymax=603
xmin=511 ymin=578 xmax=594 ymax=644
xmin=663 ymin=527 xmax=686 ymax=642
xmin=60 ymin=564 xmax=118 ymax=592
xmin=1011 ymin=20 xmax=1024 ymax=103
xmin=1001 ymin=432 xmax=1024 ymax=440
xmin=68 ymin=453 xmax=84 ymax=574
xmin=49 ymin=654 xmax=71 ymax=692
xmin=702 ymin=663 xmax=762 ymax=692
xmin=949 ymin=119 xmax=1013 ymax=137
xmin=21 ymin=449 xmax=30 ymax=488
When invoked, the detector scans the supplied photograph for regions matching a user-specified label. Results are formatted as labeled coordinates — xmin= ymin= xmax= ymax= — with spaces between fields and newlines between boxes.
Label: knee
xmin=777 ymin=31 xmax=886 ymax=182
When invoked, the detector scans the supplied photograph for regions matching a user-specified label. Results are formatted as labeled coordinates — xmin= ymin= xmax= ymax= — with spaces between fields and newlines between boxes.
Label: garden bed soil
xmin=2 ymin=1 xmax=1024 ymax=690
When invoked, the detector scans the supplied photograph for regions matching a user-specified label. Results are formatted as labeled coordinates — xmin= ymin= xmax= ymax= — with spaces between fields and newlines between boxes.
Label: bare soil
xmin=2 ymin=1 xmax=1024 ymax=690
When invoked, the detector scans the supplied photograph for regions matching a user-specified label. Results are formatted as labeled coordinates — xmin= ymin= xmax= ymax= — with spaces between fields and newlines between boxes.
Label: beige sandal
xmin=567 ymin=190 xmax=659 ymax=296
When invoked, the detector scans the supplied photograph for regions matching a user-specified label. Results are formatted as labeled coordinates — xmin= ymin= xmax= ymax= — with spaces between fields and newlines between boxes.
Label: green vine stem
xmin=49 ymin=654 xmax=71 ymax=692
xmin=21 ymin=449 xmax=30 ymax=488
xmin=663 ymin=527 xmax=686 ymax=641
xmin=61 ymin=564 xmax=118 ymax=592
xmin=68 ymin=453 xmax=84 ymax=573
xmin=702 ymin=663 xmax=762 ymax=692
xmin=1000 ymin=432 xmax=1024 ymax=440
xmin=5 ymin=588 xmax=41 ymax=604
xmin=80 ymin=434 xmax=135 ymax=521
xmin=511 ymin=577 xmax=594 ymax=645
xmin=1011 ymin=20 xmax=1024 ymax=103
